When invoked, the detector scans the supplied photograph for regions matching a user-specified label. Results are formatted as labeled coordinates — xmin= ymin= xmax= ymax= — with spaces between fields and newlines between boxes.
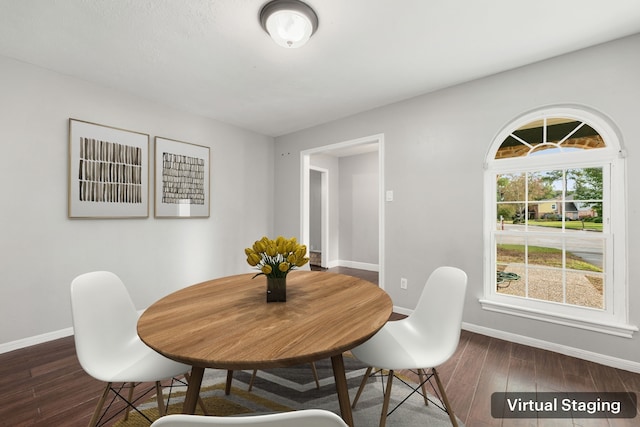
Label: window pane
xmin=566 ymin=167 xmax=603 ymax=222
xmin=497 ymin=235 xmax=525 ymax=297
xmin=495 ymin=118 xmax=606 ymax=159
xmin=527 ymin=244 xmax=562 ymax=269
xmin=528 ymin=170 xmax=562 ymax=202
xmin=566 ymin=235 xmax=604 ymax=309
xmin=497 ymin=236 xmax=525 ymax=266
xmin=497 ymin=173 xmax=526 ymax=202
xmin=497 ymin=173 xmax=527 ymax=227
xmin=559 ymin=123 xmax=605 ymax=150
xmin=566 ymin=271 xmax=604 ymax=309
xmin=496 ymin=202 xmax=524 ymax=229
xmin=565 ymin=237 xmax=604 ymax=272
xmin=528 ymin=267 xmax=564 ymax=303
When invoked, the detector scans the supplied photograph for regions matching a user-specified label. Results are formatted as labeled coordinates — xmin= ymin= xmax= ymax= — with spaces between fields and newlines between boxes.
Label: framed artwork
xmin=154 ymin=137 xmax=210 ymax=218
xmin=68 ymin=119 xmax=149 ymax=218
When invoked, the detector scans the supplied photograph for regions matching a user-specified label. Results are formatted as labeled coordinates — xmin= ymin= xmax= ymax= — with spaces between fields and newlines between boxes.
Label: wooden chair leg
xmin=89 ymin=383 xmax=111 ymax=427
xmin=123 ymin=382 xmax=135 ymax=421
xmin=379 ymin=370 xmax=394 ymax=427
xmin=309 ymin=362 xmax=320 ymax=389
xmin=248 ymin=369 xmax=258 ymax=392
xmin=417 ymin=368 xmax=430 ymax=406
xmin=155 ymin=381 xmax=166 ymax=416
xmin=432 ymin=367 xmax=458 ymax=427
xmin=351 ymin=366 xmax=373 ymax=408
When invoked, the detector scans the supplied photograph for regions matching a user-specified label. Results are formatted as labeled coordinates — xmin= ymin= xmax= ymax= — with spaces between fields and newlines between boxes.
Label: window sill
xmin=479 ymin=298 xmax=638 ymax=338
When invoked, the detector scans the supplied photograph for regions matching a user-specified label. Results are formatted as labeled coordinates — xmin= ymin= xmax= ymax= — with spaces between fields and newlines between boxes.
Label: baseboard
xmin=388 ymin=305 xmax=640 ymax=373
xmin=392 ymin=305 xmax=413 ymax=317
xmin=462 ymin=322 xmax=640 ymax=374
xmin=0 ymin=309 xmax=147 ymax=354
xmin=0 ymin=327 xmax=74 ymax=354
xmin=336 ymin=260 xmax=379 ymax=272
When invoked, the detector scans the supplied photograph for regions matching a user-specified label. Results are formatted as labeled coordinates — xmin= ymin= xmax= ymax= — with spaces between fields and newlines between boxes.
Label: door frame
xmin=300 ymin=133 xmax=385 ymax=289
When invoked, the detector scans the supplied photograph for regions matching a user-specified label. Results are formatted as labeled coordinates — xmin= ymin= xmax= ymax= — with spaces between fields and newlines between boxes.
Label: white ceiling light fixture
xmin=260 ymin=0 xmax=318 ymax=48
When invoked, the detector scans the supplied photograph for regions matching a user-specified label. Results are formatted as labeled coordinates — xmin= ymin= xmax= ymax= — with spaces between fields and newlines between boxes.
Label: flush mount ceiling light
xmin=260 ymin=0 xmax=318 ymax=48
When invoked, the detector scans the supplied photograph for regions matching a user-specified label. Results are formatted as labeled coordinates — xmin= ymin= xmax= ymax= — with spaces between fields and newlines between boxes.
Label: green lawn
xmin=514 ymin=220 xmax=603 ymax=231
xmin=497 ymin=244 xmax=602 ymax=272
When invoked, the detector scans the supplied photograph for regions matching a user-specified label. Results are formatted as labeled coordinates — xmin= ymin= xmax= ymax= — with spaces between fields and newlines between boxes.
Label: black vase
xmin=266 ymin=276 xmax=286 ymax=302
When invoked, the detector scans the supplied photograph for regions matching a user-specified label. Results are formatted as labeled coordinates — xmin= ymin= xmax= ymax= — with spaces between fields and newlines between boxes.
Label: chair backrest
xmin=70 ymin=271 xmax=140 ymax=380
xmin=150 ymin=409 xmax=348 ymax=426
xmin=408 ymin=266 xmax=468 ymax=363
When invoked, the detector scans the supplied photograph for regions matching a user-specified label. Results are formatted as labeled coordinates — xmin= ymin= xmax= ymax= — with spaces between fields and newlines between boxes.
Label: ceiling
xmin=2 ymin=1 xmax=640 ymax=137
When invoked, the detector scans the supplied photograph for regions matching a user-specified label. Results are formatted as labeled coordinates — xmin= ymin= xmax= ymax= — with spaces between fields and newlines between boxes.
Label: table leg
xmin=182 ymin=366 xmax=204 ymax=414
xmin=225 ymin=370 xmax=234 ymax=395
xmin=331 ymin=353 xmax=354 ymax=427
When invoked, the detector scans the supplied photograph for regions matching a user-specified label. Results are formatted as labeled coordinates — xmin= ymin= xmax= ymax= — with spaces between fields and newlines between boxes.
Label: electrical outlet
xmin=400 ymin=277 xmax=407 ymax=289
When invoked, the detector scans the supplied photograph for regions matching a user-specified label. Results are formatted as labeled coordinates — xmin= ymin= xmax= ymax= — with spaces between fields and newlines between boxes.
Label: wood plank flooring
xmin=2 ymin=268 xmax=639 ymax=426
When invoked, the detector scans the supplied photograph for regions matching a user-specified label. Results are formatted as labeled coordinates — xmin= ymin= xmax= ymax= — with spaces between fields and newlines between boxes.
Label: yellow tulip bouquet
xmin=245 ymin=236 xmax=310 ymax=278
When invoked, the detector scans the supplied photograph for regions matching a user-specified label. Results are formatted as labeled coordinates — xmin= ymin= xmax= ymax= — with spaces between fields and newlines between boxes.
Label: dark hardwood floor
xmin=2 ymin=267 xmax=639 ymax=426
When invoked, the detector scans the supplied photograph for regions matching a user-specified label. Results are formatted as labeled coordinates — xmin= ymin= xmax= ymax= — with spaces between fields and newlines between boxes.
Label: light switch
xmin=386 ymin=190 xmax=394 ymax=202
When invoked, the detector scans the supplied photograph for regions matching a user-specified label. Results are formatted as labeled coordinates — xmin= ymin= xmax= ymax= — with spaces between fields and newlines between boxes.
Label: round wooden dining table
xmin=137 ymin=270 xmax=392 ymax=426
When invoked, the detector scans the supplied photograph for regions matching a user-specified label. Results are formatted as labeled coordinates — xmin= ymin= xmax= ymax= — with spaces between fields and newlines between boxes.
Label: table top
xmin=137 ymin=270 xmax=393 ymax=370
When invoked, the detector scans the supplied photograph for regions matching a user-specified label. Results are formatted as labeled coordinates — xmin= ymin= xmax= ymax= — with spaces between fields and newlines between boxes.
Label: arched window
xmin=481 ymin=106 xmax=636 ymax=337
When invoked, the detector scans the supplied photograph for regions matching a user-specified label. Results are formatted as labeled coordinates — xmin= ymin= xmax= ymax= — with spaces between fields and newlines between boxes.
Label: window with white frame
xmin=480 ymin=107 xmax=636 ymax=337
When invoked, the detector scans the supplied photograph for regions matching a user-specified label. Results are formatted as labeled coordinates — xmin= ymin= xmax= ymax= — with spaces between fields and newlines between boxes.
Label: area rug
xmin=114 ymin=355 xmax=463 ymax=426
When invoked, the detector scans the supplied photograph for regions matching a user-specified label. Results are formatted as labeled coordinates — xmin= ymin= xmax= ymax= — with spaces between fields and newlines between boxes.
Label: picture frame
xmin=68 ymin=119 xmax=149 ymax=218
xmin=154 ymin=137 xmax=210 ymax=218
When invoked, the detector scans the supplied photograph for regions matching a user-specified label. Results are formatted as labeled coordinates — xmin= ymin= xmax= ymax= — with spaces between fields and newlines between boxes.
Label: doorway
xmin=300 ymin=134 xmax=385 ymax=289
xmin=309 ymin=167 xmax=328 ymax=268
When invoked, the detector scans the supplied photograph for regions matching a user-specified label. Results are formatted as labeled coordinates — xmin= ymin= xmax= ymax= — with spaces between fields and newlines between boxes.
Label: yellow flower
xmin=278 ymin=262 xmax=290 ymax=272
xmin=295 ymin=257 xmax=309 ymax=267
xmin=266 ymin=243 xmax=277 ymax=257
xmin=245 ymin=236 xmax=308 ymax=276
xmin=276 ymin=242 xmax=287 ymax=256
xmin=286 ymin=238 xmax=297 ymax=253
xmin=247 ymin=253 xmax=261 ymax=266
xmin=295 ymin=245 xmax=307 ymax=259
xmin=253 ymin=240 xmax=266 ymax=254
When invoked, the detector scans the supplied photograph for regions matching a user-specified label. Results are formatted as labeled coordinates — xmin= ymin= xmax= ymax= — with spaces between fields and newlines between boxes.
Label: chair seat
xmin=92 ymin=339 xmax=190 ymax=383
xmin=351 ymin=319 xmax=454 ymax=370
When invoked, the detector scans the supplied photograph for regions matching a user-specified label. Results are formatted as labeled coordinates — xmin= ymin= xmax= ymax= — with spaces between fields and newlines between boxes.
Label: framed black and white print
xmin=68 ymin=119 xmax=149 ymax=218
xmin=154 ymin=137 xmax=210 ymax=218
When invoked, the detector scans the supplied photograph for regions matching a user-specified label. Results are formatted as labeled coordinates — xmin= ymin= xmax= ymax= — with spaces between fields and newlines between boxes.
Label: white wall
xmin=0 ymin=56 xmax=274 ymax=349
xmin=338 ymin=151 xmax=379 ymax=266
xmin=274 ymin=34 xmax=640 ymax=366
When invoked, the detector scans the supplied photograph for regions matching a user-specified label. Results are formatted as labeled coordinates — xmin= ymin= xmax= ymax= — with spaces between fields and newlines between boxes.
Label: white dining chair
xmin=150 ymin=409 xmax=348 ymax=426
xmin=350 ymin=266 xmax=468 ymax=427
xmin=71 ymin=271 xmax=201 ymax=426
